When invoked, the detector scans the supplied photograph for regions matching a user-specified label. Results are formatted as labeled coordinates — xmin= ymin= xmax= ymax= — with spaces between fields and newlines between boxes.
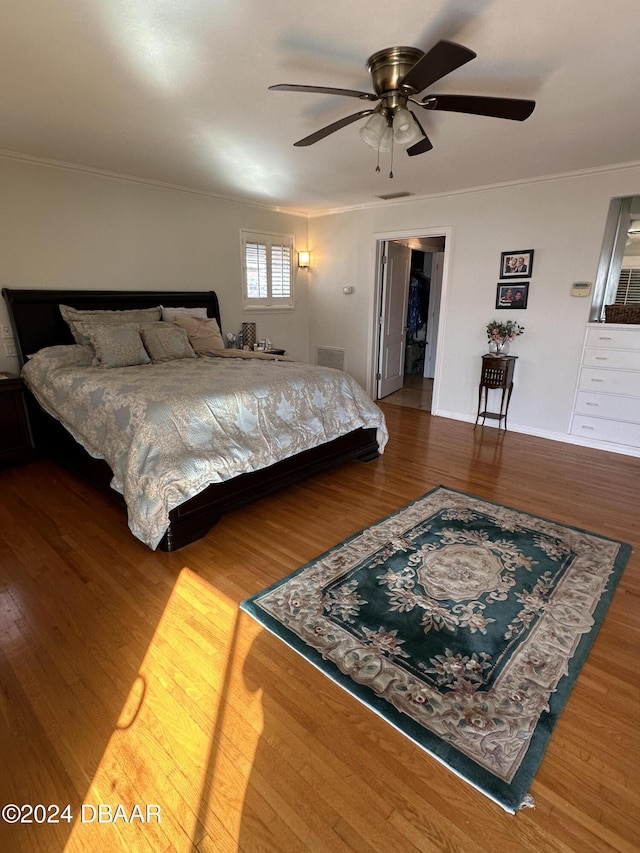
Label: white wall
xmin=309 ymin=164 xmax=640 ymax=447
xmin=0 ymin=157 xmax=310 ymax=373
xmin=3 ymin=154 xmax=639 ymax=454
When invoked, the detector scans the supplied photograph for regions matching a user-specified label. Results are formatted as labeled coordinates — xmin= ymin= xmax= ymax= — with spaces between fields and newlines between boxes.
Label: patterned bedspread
xmin=22 ymin=346 xmax=388 ymax=548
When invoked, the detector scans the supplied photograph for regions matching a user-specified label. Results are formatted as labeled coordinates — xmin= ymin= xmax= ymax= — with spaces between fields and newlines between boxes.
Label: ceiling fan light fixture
xmin=273 ymin=39 xmax=536 ymax=173
xmin=359 ymin=111 xmax=387 ymax=148
xmin=393 ymin=109 xmax=422 ymax=147
xmin=393 ymin=107 xmax=412 ymax=133
xmin=378 ymin=126 xmax=393 ymax=153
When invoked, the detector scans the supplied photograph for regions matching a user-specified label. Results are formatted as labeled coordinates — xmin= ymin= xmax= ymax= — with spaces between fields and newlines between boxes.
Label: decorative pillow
xmin=173 ymin=315 xmax=225 ymax=353
xmin=161 ymin=305 xmax=209 ymax=322
xmin=140 ymin=323 xmax=196 ymax=362
xmin=74 ymin=322 xmax=151 ymax=368
xmin=60 ymin=304 xmax=162 ymax=346
xmin=25 ymin=344 xmax=94 ymax=368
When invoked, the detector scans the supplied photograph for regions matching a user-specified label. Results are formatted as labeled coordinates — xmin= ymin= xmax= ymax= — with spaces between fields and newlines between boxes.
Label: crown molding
xmin=1 ymin=148 xmax=639 ymax=221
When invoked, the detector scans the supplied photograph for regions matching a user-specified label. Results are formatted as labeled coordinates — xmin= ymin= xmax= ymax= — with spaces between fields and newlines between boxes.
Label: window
xmin=241 ymin=230 xmax=294 ymax=309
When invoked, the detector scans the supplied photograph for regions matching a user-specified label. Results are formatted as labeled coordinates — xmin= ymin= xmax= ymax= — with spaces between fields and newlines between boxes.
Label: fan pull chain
xmin=375 ymin=145 xmax=381 ymax=173
xmin=389 ymin=136 xmax=394 ymax=179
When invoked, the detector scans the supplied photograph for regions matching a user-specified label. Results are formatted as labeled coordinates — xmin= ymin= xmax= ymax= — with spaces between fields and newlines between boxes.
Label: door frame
xmin=369 ymin=226 xmax=452 ymax=412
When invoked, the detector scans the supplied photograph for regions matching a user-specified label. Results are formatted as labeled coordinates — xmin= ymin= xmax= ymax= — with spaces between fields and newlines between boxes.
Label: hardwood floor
xmin=381 ymin=375 xmax=433 ymax=411
xmin=0 ymin=406 xmax=638 ymax=852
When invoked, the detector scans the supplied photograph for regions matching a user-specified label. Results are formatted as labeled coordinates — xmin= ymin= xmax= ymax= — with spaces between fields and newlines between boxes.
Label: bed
xmin=3 ymin=288 xmax=387 ymax=551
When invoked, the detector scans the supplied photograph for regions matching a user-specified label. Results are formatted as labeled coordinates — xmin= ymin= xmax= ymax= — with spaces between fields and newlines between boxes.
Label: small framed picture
xmin=496 ymin=282 xmax=528 ymax=309
xmin=500 ymin=250 xmax=534 ymax=279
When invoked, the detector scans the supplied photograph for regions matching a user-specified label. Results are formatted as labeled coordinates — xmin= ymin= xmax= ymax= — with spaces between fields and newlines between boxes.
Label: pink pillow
xmin=173 ymin=315 xmax=225 ymax=353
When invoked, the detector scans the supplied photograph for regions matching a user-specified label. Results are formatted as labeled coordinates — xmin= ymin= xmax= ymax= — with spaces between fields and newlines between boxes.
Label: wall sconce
xmin=298 ymin=251 xmax=310 ymax=269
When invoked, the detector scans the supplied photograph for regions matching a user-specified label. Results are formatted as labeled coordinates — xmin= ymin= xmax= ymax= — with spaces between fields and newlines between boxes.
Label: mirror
xmin=590 ymin=195 xmax=640 ymax=321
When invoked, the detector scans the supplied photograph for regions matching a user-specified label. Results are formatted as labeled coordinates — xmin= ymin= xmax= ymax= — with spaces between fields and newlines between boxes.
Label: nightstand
xmin=0 ymin=374 xmax=34 ymax=466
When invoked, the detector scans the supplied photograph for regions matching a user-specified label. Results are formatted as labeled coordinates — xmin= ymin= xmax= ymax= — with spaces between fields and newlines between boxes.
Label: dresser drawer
xmin=582 ymin=348 xmax=640 ymax=370
xmin=570 ymin=415 xmax=640 ymax=446
xmin=586 ymin=327 xmax=640 ymax=351
xmin=578 ymin=368 xmax=640 ymax=397
xmin=574 ymin=391 xmax=640 ymax=424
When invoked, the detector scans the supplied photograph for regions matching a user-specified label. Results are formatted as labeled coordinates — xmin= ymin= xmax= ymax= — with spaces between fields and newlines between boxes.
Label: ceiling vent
xmin=376 ymin=191 xmax=414 ymax=200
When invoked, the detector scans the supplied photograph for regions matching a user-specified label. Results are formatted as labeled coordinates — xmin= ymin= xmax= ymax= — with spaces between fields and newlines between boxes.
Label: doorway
xmin=373 ymin=232 xmax=448 ymax=412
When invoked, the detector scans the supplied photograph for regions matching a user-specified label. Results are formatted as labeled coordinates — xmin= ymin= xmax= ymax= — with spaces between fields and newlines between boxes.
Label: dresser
xmin=570 ymin=324 xmax=640 ymax=449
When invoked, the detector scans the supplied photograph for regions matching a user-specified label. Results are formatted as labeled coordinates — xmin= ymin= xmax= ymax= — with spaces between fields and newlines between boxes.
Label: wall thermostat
xmin=571 ymin=281 xmax=592 ymax=297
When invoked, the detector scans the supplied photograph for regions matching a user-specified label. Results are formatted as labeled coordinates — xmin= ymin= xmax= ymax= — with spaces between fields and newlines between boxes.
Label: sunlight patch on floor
xmin=64 ymin=567 xmax=262 ymax=852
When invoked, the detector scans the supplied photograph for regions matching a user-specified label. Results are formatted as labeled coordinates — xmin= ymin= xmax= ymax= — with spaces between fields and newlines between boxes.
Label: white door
xmin=424 ymin=251 xmax=444 ymax=379
xmin=377 ymin=241 xmax=411 ymax=398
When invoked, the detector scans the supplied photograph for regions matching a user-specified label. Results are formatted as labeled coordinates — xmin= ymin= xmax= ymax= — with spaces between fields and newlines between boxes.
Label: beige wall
xmin=0 ymin=156 xmax=310 ymax=372
xmin=309 ymin=164 xmax=640 ymax=450
xmin=3 ymin=153 xmax=639 ymax=454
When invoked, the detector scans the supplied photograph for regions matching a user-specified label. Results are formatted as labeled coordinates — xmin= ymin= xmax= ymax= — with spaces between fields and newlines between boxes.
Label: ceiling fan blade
xmin=269 ymin=84 xmax=378 ymax=101
xmin=406 ymin=136 xmax=434 ymax=157
xmin=399 ymin=40 xmax=476 ymax=94
xmin=293 ymin=110 xmax=375 ymax=146
xmin=406 ymin=112 xmax=433 ymax=156
xmin=422 ymin=94 xmax=536 ymax=121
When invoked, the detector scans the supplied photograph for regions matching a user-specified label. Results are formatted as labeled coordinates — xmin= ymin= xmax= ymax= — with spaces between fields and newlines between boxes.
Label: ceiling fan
xmin=270 ymin=40 xmax=535 ymax=165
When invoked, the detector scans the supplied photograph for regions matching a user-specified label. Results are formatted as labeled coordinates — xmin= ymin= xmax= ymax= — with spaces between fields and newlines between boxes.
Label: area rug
xmin=240 ymin=486 xmax=631 ymax=812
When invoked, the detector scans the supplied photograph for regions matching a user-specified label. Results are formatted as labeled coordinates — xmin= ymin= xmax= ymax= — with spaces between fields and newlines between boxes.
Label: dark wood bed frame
xmin=2 ymin=288 xmax=380 ymax=551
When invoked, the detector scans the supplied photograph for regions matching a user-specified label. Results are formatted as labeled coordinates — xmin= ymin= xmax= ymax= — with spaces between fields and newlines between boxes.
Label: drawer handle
xmin=594 ymin=357 xmax=608 ymax=361
xmin=581 ymin=426 xmax=595 ymax=431
xmin=597 ymin=336 xmax=613 ymax=341
xmin=585 ymin=402 xmax=599 ymax=407
xmin=590 ymin=378 xmax=604 ymax=383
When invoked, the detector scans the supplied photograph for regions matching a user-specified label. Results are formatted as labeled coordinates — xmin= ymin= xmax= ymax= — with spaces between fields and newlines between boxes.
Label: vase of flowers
xmin=486 ymin=320 xmax=524 ymax=356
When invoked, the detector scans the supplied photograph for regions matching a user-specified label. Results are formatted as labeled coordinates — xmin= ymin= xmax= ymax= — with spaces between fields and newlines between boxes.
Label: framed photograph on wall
xmin=500 ymin=250 xmax=534 ymax=279
xmin=496 ymin=282 xmax=529 ymax=309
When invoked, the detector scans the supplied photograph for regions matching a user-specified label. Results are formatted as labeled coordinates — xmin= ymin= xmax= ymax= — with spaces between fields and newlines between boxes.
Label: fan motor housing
xmin=366 ymin=47 xmax=424 ymax=96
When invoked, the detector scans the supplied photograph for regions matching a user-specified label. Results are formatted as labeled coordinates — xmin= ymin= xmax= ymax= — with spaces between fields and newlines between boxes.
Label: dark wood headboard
xmin=2 ymin=288 xmax=222 ymax=366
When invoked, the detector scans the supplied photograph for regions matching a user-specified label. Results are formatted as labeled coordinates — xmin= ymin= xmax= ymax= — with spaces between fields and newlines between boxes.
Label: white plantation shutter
xmin=245 ymin=242 xmax=268 ymax=299
xmin=242 ymin=231 xmax=294 ymax=308
xmin=271 ymin=245 xmax=291 ymax=298
xmin=615 ymin=268 xmax=640 ymax=304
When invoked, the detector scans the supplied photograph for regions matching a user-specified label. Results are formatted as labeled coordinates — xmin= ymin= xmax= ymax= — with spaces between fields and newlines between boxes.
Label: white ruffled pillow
xmin=160 ymin=306 xmax=209 ymax=322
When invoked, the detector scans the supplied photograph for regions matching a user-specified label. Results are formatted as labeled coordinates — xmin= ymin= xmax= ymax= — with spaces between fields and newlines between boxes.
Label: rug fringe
xmin=519 ymin=793 xmax=536 ymax=810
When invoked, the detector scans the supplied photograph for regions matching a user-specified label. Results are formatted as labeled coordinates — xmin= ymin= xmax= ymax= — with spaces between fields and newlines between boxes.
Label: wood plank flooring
xmin=0 ymin=405 xmax=638 ymax=852
xmin=382 ymin=376 xmax=433 ymax=411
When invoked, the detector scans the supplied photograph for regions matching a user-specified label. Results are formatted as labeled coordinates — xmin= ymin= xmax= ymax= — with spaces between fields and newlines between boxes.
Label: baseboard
xmin=432 ymin=409 xmax=640 ymax=459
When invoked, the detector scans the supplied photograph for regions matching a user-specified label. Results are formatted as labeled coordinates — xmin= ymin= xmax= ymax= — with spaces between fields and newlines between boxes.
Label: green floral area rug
xmin=240 ymin=486 xmax=631 ymax=812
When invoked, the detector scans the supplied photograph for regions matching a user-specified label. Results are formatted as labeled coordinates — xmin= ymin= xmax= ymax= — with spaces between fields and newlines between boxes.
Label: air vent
xmin=316 ymin=346 xmax=346 ymax=372
xmin=376 ymin=191 xmax=414 ymax=200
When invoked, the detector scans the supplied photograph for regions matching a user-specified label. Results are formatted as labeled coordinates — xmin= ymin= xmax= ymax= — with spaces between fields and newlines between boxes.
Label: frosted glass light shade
xmin=359 ymin=112 xmax=387 ymax=148
xmin=378 ymin=127 xmax=393 ymax=153
xmin=393 ymin=108 xmax=412 ymax=133
xmin=393 ymin=109 xmax=422 ymax=147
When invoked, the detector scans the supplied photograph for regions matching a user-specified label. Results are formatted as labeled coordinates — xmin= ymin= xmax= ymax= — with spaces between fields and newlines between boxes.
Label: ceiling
xmin=2 ymin=0 xmax=639 ymax=215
